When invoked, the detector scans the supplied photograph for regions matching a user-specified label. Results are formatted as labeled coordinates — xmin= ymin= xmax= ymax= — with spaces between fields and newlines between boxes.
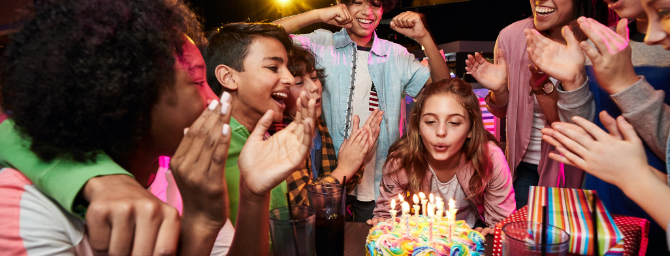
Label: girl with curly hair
xmin=367 ymin=79 xmax=515 ymax=236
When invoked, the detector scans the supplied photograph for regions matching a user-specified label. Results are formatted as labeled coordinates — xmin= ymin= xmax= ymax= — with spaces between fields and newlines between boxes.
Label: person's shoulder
xmin=499 ymin=18 xmax=534 ymax=41
xmin=486 ymin=142 xmax=506 ymax=162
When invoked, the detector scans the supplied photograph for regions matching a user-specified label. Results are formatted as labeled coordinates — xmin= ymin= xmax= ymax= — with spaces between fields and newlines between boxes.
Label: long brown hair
xmin=384 ymin=78 xmax=501 ymax=198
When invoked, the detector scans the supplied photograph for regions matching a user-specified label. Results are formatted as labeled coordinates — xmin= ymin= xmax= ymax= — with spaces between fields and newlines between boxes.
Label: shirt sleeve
xmin=556 ymin=77 xmax=596 ymax=123
xmin=401 ymin=51 xmax=431 ymax=98
xmin=291 ymin=29 xmax=331 ymax=54
xmin=611 ymin=76 xmax=670 ymax=160
xmin=0 ymin=120 xmax=132 ymax=217
xmin=483 ymin=143 xmax=515 ymax=227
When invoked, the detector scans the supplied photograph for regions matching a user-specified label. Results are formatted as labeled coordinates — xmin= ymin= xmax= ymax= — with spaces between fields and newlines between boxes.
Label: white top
xmin=349 ymin=48 xmax=378 ymax=202
xmin=521 ymin=77 xmax=556 ymax=165
xmin=428 ymin=166 xmax=477 ymax=227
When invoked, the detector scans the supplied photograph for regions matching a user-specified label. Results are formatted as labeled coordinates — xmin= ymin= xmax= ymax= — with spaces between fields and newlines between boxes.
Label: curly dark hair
xmin=287 ymin=44 xmax=327 ymax=86
xmin=338 ymin=0 xmax=398 ymax=13
xmin=203 ymin=23 xmax=293 ymax=96
xmin=1 ymin=0 xmax=205 ymax=163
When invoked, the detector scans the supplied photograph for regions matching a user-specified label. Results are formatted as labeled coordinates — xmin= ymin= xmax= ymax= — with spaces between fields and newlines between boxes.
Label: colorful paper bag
xmin=527 ymin=186 xmax=624 ymax=256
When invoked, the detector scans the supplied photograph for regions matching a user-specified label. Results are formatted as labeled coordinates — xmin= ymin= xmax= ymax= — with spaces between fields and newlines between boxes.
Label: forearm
xmin=620 ymin=166 xmax=670 ymax=231
xmin=273 ymin=9 xmax=321 ymax=33
xmin=536 ymin=91 xmax=560 ymax=124
xmin=228 ymin=179 xmax=271 ymax=256
xmin=417 ymin=34 xmax=449 ymax=83
xmin=179 ymin=212 xmax=224 ymax=256
xmin=557 ymin=79 xmax=595 ymax=124
xmin=490 ymin=89 xmax=509 ymax=107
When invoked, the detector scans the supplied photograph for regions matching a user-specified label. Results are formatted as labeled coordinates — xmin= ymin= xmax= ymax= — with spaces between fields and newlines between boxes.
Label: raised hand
xmin=170 ymin=92 xmax=233 ymax=227
xmin=465 ymin=50 xmax=508 ymax=93
xmin=540 ymin=111 xmax=647 ymax=189
xmin=390 ymin=11 xmax=429 ymax=40
xmin=238 ymin=91 xmax=317 ymax=196
xmin=357 ymin=109 xmax=383 ymax=154
xmin=577 ymin=17 xmax=639 ymax=95
xmin=318 ymin=3 xmax=353 ymax=28
xmin=334 ymin=125 xmax=369 ymax=178
xmin=524 ymin=26 xmax=586 ymax=91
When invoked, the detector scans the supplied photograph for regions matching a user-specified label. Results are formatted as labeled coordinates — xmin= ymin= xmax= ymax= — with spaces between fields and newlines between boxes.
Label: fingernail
xmin=208 ymin=99 xmax=219 ymax=110
xmin=221 ymin=102 xmax=229 ymax=115
xmin=222 ymin=124 xmax=230 ymax=136
xmin=220 ymin=91 xmax=231 ymax=102
xmin=184 ymin=127 xmax=189 ymax=135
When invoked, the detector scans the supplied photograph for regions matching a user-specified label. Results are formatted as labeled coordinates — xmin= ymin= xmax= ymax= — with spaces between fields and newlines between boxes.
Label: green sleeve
xmin=0 ymin=120 xmax=132 ymax=216
xmin=225 ymin=117 xmax=249 ymax=226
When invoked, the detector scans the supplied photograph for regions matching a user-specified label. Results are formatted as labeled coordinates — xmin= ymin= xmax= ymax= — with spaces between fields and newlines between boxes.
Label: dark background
xmin=185 ymin=0 xmax=533 ymax=48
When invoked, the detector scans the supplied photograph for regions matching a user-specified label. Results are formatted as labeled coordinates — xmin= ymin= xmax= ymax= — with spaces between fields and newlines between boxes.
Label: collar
xmin=333 ymin=28 xmax=388 ymax=57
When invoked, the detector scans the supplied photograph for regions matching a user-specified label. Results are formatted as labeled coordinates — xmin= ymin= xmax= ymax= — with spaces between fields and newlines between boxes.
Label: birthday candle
xmin=419 ymin=192 xmax=427 ymax=217
xmin=448 ymin=198 xmax=455 ymax=240
xmin=413 ymin=194 xmax=420 ymax=220
xmin=402 ymin=202 xmax=410 ymax=237
xmin=389 ymin=199 xmax=397 ymax=230
xmin=428 ymin=203 xmax=435 ymax=241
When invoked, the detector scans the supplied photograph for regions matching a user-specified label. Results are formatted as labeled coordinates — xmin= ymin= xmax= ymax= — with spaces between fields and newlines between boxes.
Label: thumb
xmin=251 ymin=110 xmax=275 ymax=140
xmin=562 ymin=25 xmax=579 ymax=48
xmin=616 ymin=116 xmax=639 ymax=143
xmin=599 ymin=111 xmax=622 ymax=139
xmin=616 ymin=18 xmax=630 ymax=42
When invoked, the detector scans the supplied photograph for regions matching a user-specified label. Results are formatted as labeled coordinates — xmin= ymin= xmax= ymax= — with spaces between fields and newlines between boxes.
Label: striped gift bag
xmin=527 ymin=186 xmax=624 ymax=256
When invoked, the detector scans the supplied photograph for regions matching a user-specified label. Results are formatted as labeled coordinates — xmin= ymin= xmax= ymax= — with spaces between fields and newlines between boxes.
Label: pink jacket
xmin=372 ymin=143 xmax=516 ymax=227
xmin=486 ymin=18 xmax=583 ymax=188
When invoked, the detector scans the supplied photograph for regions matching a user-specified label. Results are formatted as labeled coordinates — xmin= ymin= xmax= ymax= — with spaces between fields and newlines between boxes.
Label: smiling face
xmin=605 ymin=0 xmax=646 ymax=19
xmin=286 ymin=70 xmax=323 ymax=119
xmin=531 ymin=0 xmax=576 ymax=32
xmin=642 ymin=0 xmax=670 ymax=48
xmin=233 ymin=36 xmax=294 ymax=127
xmin=418 ymin=93 xmax=472 ymax=168
xmin=150 ymin=37 xmax=218 ymax=156
xmin=346 ymin=0 xmax=383 ymax=45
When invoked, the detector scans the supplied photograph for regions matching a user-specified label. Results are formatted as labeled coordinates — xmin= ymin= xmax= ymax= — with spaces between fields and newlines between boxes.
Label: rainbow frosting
xmin=365 ymin=216 xmax=485 ymax=256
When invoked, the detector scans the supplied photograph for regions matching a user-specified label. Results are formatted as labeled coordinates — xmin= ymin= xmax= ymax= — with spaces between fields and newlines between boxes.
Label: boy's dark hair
xmin=287 ymin=44 xmax=326 ymax=86
xmin=1 ymin=0 xmax=205 ymax=163
xmin=338 ymin=0 xmax=398 ymax=13
xmin=203 ymin=23 xmax=293 ymax=96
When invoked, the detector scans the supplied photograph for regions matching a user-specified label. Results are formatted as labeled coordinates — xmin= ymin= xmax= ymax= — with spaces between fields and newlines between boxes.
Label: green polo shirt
xmin=226 ymin=117 xmax=287 ymax=226
xmin=0 ymin=120 xmax=132 ymax=218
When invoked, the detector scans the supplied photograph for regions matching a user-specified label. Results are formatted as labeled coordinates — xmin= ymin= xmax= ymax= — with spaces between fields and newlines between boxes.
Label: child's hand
xmin=474 ymin=227 xmax=494 ymax=236
xmin=524 ymin=26 xmax=586 ymax=91
xmin=317 ymin=4 xmax=353 ymax=28
xmin=238 ymin=92 xmax=317 ymax=197
xmin=390 ymin=12 xmax=429 ymax=41
xmin=170 ymin=93 xmax=232 ymax=229
xmin=366 ymin=217 xmax=387 ymax=226
xmin=359 ymin=109 xmax=383 ymax=155
xmin=465 ymin=51 xmax=508 ymax=94
xmin=334 ymin=127 xmax=369 ymax=180
xmin=540 ymin=111 xmax=648 ymax=189
xmin=577 ymin=17 xmax=638 ymax=95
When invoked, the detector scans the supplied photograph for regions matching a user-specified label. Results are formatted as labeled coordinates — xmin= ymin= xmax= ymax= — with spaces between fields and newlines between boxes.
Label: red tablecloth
xmin=492 ymin=206 xmax=649 ymax=256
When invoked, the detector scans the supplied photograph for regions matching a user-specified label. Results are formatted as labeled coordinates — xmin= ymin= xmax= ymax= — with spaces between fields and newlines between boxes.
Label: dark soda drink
xmin=315 ymin=215 xmax=344 ymax=256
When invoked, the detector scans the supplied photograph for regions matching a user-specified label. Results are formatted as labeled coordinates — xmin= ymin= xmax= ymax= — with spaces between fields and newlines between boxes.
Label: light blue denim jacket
xmin=293 ymin=28 xmax=430 ymax=198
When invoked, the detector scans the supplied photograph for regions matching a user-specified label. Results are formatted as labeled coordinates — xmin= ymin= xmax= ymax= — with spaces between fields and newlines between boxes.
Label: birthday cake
xmin=365 ymin=216 xmax=486 ymax=256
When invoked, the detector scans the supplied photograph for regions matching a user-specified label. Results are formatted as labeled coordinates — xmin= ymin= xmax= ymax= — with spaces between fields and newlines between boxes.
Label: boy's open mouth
xmin=271 ymin=91 xmax=287 ymax=109
xmin=357 ymin=18 xmax=375 ymax=28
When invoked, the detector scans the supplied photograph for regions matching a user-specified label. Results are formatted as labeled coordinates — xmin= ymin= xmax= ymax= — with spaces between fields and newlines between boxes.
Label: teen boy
xmin=274 ymin=0 xmax=450 ymax=221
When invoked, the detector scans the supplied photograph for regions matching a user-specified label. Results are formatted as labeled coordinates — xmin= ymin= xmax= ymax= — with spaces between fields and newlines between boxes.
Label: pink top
xmin=372 ymin=143 xmax=515 ymax=227
xmin=486 ymin=18 xmax=583 ymax=188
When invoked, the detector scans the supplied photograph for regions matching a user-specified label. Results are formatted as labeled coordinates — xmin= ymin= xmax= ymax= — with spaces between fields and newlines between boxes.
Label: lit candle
xmin=436 ymin=200 xmax=444 ymax=223
xmin=402 ymin=201 xmax=410 ymax=237
xmin=389 ymin=199 xmax=397 ymax=228
xmin=428 ymin=203 xmax=435 ymax=241
xmin=448 ymin=198 xmax=456 ymax=240
xmin=429 ymin=193 xmax=434 ymax=204
xmin=419 ymin=192 xmax=427 ymax=217
xmin=413 ymin=194 xmax=420 ymax=220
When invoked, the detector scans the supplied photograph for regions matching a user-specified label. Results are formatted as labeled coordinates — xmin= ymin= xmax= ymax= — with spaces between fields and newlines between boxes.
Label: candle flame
xmin=402 ymin=202 xmax=410 ymax=212
xmin=398 ymin=194 xmax=404 ymax=202
xmin=449 ymin=198 xmax=455 ymax=210
xmin=429 ymin=193 xmax=434 ymax=203
xmin=413 ymin=194 xmax=419 ymax=204
xmin=419 ymin=192 xmax=426 ymax=199
xmin=391 ymin=199 xmax=396 ymax=209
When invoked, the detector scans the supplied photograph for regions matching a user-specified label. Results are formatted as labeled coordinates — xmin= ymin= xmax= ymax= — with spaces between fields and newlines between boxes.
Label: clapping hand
xmin=577 ymin=17 xmax=638 ymax=95
xmin=465 ymin=50 xmax=508 ymax=94
xmin=524 ymin=26 xmax=586 ymax=91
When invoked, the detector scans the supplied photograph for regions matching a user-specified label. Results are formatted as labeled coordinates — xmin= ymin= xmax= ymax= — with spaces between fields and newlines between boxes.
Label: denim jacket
xmin=292 ymin=28 xmax=430 ymax=198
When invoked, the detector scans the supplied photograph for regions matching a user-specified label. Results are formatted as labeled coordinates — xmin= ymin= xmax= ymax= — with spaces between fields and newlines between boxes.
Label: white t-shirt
xmin=521 ymin=78 xmax=556 ymax=165
xmin=428 ymin=166 xmax=477 ymax=227
xmin=349 ymin=47 xmax=378 ymax=202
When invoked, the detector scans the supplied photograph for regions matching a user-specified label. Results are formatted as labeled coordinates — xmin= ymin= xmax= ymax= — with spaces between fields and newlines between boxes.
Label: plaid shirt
xmin=270 ymin=116 xmax=363 ymax=206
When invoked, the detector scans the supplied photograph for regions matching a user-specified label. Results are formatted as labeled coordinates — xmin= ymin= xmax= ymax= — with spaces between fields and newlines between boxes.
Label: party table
xmin=492 ymin=206 xmax=649 ymax=256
